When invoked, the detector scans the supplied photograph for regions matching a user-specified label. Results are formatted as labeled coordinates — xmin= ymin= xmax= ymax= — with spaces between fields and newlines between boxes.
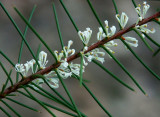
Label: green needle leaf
xmin=43 ymin=79 xmax=73 ymax=107
xmin=0 ymin=62 xmax=13 ymax=86
xmin=133 ymin=28 xmax=154 ymax=51
xmin=59 ymin=0 xmax=79 ymax=32
xmin=131 ymin=0 xmax=137 ymax=8
xmin=1 ymin=100 xmax=22 ymax=117
xmin=153 ymin=48 xmax=160 ymax=57
xmin=18 ymin=91 xmax=77 ymax=117
xmin=23 ymin=86 xmax=56 ymax=117
xmin=92 ymin=60 xmax=135 ymax=92
xmin=27 ymin=83 xmax=76 ymax=112
xmin=72 ymin=74 xmax=112 ymax=117
xmin=52 ymin=3 xmax=64 ymax=49
xmin=120 ymin=38 xmax=160 ymax=80
xmin=1 ymin=70 xmax=12 ymax=94
xmin=112 ymin=0 xmax=119 ymax=14
xmin=0 ymin=50 xmax=15 ymax=67
xmin=14 ymin=7 xmax=58 ymax=63
xmin=6 ymin=97 xmax=39 ymax=112
xmin=143 ymin=33 xmax=160 ymax=48
xmin=86 ymin=0 xmax=106 ymax=33
xmin=0 ymin=3 xmax=40 ymax=68
xmin=16 ymin=5 xmax=37 ymax=82
xmin=101 ymin=45 xmax=146 ymax=95
xmin=55 ymin=69 xmax=82 ymax=117
xmin=0 ymin=105 xmax=12 ymax=117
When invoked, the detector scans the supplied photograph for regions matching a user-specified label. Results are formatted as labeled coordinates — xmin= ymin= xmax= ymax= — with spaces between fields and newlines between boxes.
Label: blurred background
xmin=0 ymin=0 xmax=160 ymax=117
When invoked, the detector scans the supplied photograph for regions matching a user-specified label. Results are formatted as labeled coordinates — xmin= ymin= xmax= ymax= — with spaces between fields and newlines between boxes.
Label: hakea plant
xmin=0 ymin=0 xmax=160 ymax=117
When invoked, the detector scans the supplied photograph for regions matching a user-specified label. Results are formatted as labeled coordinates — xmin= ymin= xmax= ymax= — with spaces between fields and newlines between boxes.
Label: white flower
xmin=97 ymin=27 xmax=106 ymax=41
xmin=31 ymin=78 xmax=44 ymax=90
xmin=15 ymin=63 xmax=25 ymax=73
xmin=15 ymin=63 xmax=31 ymax=77
xmin=60 ymin=59 xmax=68 ymax=68
xmin=121 ymin=36 xmax=138 ymax=47
xmin=104 ymin=20 xmax=116 ymax=37
xmin=54 ymin=50 xmax=64 ymax=61
xmin=27 ymin=59 xmax=36 ymax=73
xmin=57 ymin=64 xmax=72 ymax=79
xmin=135 ymin=24 xmax=156 ymax=34
xmin=69 ymin=63 xmax=85 ymax=76
xmin=44 ymin=71 xmax=59 ymax=88
xmin=78 ymin=28 xmax=92 ymax=46
xmin=85 ymin=48 xmax=105 ymax=63
xmin=103 ymin=40 xmax=118 ymax=57
xmin=38 ymin=51 xmax=48 ymax=69
xmin=135 ymin=1 xmax=150 ymax=22
xmin=63 ymin=40 xmax=75 ymax=57
xmin=104 ymin=40 xmax=118 ymax=47
xmin=116 ymin=12 xmax=129 ymax=29
xmin=46 ymin=78 xmax=59 ymax=88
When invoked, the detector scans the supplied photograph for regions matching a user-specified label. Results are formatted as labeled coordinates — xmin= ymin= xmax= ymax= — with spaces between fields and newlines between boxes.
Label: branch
xmin=0 ymin=11 xmax=160 ymax=99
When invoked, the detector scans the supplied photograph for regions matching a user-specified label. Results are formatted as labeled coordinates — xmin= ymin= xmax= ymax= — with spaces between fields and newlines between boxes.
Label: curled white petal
xmin=123 ymin=36 xmax=138 ymax=47
xmin=38 ymin=51 xmax=48 ymax=69
xmin=104 ymin=20 xmax=116 ymax=38
xmin=116 ymin=12 xmax=128 ymax=29
xmin=47 ymin=78 xmax=59 ymax=88
xmin=78 ymin=28 xmax=92 ymax=46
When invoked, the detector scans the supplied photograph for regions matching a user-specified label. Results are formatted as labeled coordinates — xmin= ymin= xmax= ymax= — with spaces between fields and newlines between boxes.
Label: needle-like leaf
xmin=120 ymin=38 xmax=160 ymax=80
xmin=133 ymin=28 xmax=153 ymax=51
xmin=55 ymin=69 xmax=82 ymax=117
xmin=1 ymin=100 xmax=22 ymax=117
xmin=0 ymin=62 xmax=13 ymax=86
xmin=16 ymin=5 xmax=37 ymax=82
xmin=0 ymin=105 xmax=12 ymax=117
xmin=14 ymin=7 xmax=58 ymax=63
xmin=0 ymin=3 xmax=40 ymax=68
xmin=6 ymin=97 xmax=39 ymax=112
xmin=93 ymin=60 xmax=135 ymax=92
xmin=23 ymin=86 xmax=56 ymax=117
xmin=72 ymin=74 xmax=112 ymax=117
xmin=101 ymin=45 xmax=146 ymax=95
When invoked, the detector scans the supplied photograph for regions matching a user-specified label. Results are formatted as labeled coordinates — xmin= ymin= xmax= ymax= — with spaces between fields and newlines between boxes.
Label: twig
xmin=0 ymin=11 xmax=160 ymax=99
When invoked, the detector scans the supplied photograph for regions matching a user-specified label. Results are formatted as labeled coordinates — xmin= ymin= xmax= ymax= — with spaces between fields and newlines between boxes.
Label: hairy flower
xmin=27 ymin=59 xmax=36 ymax=73
xmin=63 ymin=40 xmax=75 ymax=57
xmin=135 ymin=24 xmax=156 ymax=34
xmin=116 ymin=12 xmax=129 ymax=29
xmin=103 ymin=40 xmax=118 ymax=58
xmin=121 ymin=36 xmax=138 ymax=47
xmin=45 ymin=71 xmax=59 ymax=88
xmin=15 ymin=63 xmax=32 ymax=77
xmin=97 ymin=27 xmax=106 ymax=41
xmin=54 ymin=50 xmax=64 ymax=62
xmin=57 ymin=64 xmax=72 ymax=79
xmin=78 ymin=28 xmax=92 ymax=46
xmin=69 ymin=63 xmax=84 ymax=76
xmin=30 ymin=78 xmax=44 ymax=90
xmin=38 ymin=51 xmax=48 ymax=69
xmin=104 ymin=20 xmax=116 ymax=38
xmin=135 ymin=1 xmax=150 ymax=22
xmin=85 ymin=48 xmax=105 ymax=63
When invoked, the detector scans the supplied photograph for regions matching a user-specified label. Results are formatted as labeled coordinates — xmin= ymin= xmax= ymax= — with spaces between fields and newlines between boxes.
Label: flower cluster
xmin=15 ymin=41 xmax=84 ymax=90
xmin=134 ymin=1 xmax=155 ymax=37
xmin=15 ymin=1 xmax=155 ymax=90
xmin=135 ymin=1 xmax=150 ymax=23
xmin=15 ymin=51 xmax=59 ymax=89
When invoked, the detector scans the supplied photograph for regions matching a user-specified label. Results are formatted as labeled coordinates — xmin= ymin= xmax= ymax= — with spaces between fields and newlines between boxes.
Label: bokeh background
xmin=0 ymin=0 xmax=160 ymax=117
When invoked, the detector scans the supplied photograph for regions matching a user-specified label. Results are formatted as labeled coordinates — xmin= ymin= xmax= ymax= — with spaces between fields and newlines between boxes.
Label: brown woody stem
xmin=0 ymin=11 xmax=160 ymax=99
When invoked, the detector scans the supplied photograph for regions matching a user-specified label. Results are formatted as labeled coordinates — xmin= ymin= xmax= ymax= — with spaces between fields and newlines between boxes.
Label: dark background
xmin=0 ymin=0 xmax=160 ymax=117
